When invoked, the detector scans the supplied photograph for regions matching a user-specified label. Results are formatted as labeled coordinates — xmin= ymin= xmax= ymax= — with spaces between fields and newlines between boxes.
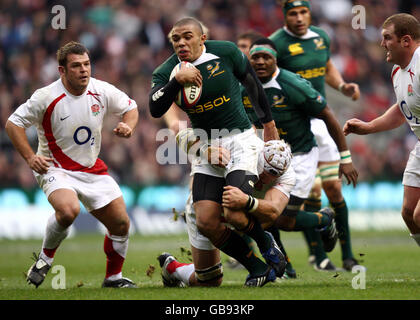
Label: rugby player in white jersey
xmin=5 ymin=41 xmax=139 ymax=288
xmin=344 ymin=13 xmax=420 ymax=248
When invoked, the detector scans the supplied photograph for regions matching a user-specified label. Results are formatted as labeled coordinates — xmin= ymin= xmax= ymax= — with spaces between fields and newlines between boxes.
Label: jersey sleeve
xmin=223 ymin=41 xmax=249 ymax=79
xmin=7 ymin=88 xmax=48 ymax=128
xmin=272 ymin=164 xmax=296 ymax=198
xmin=103 ymin=82 xmax=137 ymax=116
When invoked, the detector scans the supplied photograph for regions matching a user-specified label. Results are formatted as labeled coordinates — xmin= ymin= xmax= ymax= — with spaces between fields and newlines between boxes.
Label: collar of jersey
xmin=262 ymin=67 xmax=282 ymax=90
xmin=283 ymin=26 xmax=320 ymax=40
xmin=59 ymin=77 xmax=89 ymax=98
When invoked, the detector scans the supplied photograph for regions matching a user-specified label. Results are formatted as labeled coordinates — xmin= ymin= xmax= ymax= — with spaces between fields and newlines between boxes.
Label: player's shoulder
xmin=278 ymin=68 xmax=310 ymax=90
xmin=205 ymin=40 xmax=240 ymax=56
xmin=269 ymin=28 xmax=287 ymax=42
xmin=309 ymin=25 xmax=330 ymax=41
xmin=30 ymin=79 xmax=64 ymax=104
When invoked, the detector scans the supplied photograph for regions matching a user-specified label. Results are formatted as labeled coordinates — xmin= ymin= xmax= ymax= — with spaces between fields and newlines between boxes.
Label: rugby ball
xmin=169 ymin=62 xmax=202 ymax=108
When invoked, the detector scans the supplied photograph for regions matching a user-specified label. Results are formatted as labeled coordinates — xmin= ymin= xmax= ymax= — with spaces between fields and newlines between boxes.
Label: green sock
xmin=302 ymin=230 xmax=315 ymax=256
xmin=304 ymin=197 xmax=322 ymax=213
xmin=216 ymin=227 xmax=267 ymax=275
xmin=294 ymin=210 xmax=330 ymax=231
xmin=241 ymin=217 xmax=271 ymax=253
xmin=305 ymin=228 xmax=327 ymax=265
xmin=240 ymin=233 xmax=259 ymax=257
xmin=331 ymin=200 xmax=354 ymax=260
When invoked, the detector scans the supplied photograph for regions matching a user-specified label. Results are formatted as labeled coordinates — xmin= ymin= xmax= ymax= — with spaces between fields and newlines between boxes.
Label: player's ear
xmin=401 ymin=35 xmax=412 ymax=47
xmin=200 ymin=33 xmax=207 ymax=44
xmin=58 ymin=65 xmax=66 ymax=75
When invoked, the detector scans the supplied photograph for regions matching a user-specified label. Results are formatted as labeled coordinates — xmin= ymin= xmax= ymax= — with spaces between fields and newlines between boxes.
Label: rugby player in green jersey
xmin=149 ymin=17 xmax=284 ymax=286
xmin=269 ymin=0 xmax=362 ymax=271
xmin=243 ymin=37 xmax=358 ymax=271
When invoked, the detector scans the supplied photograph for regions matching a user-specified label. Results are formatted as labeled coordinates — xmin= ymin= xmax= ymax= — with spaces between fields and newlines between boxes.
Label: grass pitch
xmin=0 ymin=230 xmax=419 ymax=300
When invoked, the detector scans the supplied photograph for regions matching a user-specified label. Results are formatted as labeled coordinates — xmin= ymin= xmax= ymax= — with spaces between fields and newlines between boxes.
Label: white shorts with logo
xmin=311 ymin=118 xmax=340 ymax=162
xmin=191 ymin=128 xmax=260 ymax=178
xmin=403 ymin=140 xmax=420 ymax=188
xmin=35 ymin=167 xmax=122 ymax=212
xmin=291 ymin=146 xmax=319 ymax=199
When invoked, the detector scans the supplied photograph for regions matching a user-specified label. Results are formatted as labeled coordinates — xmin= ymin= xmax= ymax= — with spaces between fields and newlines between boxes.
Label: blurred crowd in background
xmin=0 ymin=0 xmax=419 ymax=190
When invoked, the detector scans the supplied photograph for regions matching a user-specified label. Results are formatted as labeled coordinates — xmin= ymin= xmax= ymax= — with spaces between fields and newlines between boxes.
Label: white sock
xmin=40 ymin=214 xmax=69 ymax=265
xmin=173 ymin=263 xmax=195 ymax=285
xmin=106 ymin=272 xmax=122 ymax=281
xmin=410 ymin=233 xmax=420 ymax=247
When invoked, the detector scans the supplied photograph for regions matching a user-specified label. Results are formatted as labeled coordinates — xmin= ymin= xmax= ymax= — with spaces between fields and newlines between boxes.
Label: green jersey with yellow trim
xmin=151 ymin=40 xmax=251 ymax=136
xmin=269 ymin=26 xmax=330 ymax=97
xmin=243 ymin=68 xmax=326 ymax=153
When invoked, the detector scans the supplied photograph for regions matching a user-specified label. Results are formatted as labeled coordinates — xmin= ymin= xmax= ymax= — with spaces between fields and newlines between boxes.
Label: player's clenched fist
xmin=113 ymin=122 xmax=133 ymax=138
xmin=343 ymin=118 xmax=371 ymax=136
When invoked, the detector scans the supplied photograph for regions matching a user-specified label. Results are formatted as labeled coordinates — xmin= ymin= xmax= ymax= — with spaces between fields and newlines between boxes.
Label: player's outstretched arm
xmin=113 ymin=108 xmax=138 ymax=138
xmin=5 ymin=120 xmax=53 ymax=174
xmin=325 ymin=59 xmax=360 ymax=101
xmin=343 ymin=103 xmax=405 ymax=136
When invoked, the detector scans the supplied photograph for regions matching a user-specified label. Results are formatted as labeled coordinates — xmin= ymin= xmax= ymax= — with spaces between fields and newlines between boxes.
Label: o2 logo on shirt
xmin=400 ymin=100 xmax=420 ymax=124
xmin=73 ymin=126 xmax=95 ymax=146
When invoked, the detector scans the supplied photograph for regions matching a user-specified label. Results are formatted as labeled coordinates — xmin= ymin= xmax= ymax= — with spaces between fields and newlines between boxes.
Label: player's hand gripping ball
xmin=170 ymin=62 xmax=202 ymax=108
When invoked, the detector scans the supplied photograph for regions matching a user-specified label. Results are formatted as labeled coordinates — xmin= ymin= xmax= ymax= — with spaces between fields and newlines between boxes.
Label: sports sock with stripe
xmin=40 ymin=213 xmax=69 ymax=265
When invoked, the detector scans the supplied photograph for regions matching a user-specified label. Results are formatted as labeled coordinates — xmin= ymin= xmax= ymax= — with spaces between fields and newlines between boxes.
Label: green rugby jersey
xmin=243 ymin=68 xmax=326 ymax=153
xmin=269 ymin=26 xmax=330 ymax=97
xmin=151 ymin=40 xmax=252 ymax=136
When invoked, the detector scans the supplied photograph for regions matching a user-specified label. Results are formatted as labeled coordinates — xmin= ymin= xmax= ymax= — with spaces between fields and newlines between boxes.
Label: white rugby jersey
xmin=391 ymin=46 xmax=420 ymax=139
xmin=8 ymin=77 xmax=137 ymax=175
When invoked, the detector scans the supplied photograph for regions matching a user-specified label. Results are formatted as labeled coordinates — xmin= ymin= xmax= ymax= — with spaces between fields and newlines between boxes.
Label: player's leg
xmin=401 ymin=186 xmax=420 ymax=245
xmin=27 ymin=169 xmax=81 ymax=288
xmin=90 ymin=196 xmax=135 ymax=288
xmin=193 ymin=173 xmax=275 ymax=286
xmin=402 ymin=143 xmax=420 ymax=245
xmin=158 ymin=248 xmax=222 ymax=287
xmin=158 ymin=190 xmax=223 ymax=287
xmin=223 ymin=170 xmax=286 ymax=278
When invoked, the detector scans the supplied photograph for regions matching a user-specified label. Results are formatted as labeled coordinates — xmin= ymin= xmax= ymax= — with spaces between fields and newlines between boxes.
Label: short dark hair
xmin=56 ymin=41 xmax=89 ymax=67
xmin=251 ymin=37 xmax=278 ymax=52
xmin=173 ymin=17 xmax=204 ymax=34
xmin=383 ymin=13 xmax=420 ymax=40
xmin=237 ymin=30 xmax=264 ymax=43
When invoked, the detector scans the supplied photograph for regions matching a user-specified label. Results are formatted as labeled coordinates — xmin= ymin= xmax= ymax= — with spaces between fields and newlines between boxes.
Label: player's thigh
xmin=48 ymin=188 xmax=81 ymax=225
xmin=402 ymin=186 xmax=420 ymax=217
xmin=90 ymin=196 xmax=130 ymax=236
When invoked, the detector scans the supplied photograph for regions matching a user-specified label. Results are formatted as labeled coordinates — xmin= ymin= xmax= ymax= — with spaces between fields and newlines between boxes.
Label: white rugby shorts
xmin=35 ymin=167 xmax=122 ymax=212
xmin=291 ymin=146 xmax=319 ymax=199
xmin=311 ymin=118 xmax=340 ymax=162
xmin=403 ymin=140 xmax=420 ymax=188
xmin=191 ymin=128 xmax=260 ymax=178
xmin=185 ymin=192 xmax=215 ymax=251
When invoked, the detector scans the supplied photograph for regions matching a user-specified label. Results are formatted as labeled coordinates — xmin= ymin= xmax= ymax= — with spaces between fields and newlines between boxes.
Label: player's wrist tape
xmin=339 ymin=150 xmax=352 ymax=164
xmin=338 ymin=82 xmax=345 ymax=93
xmin=245 ymin=195 xmax=259 ymax=213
